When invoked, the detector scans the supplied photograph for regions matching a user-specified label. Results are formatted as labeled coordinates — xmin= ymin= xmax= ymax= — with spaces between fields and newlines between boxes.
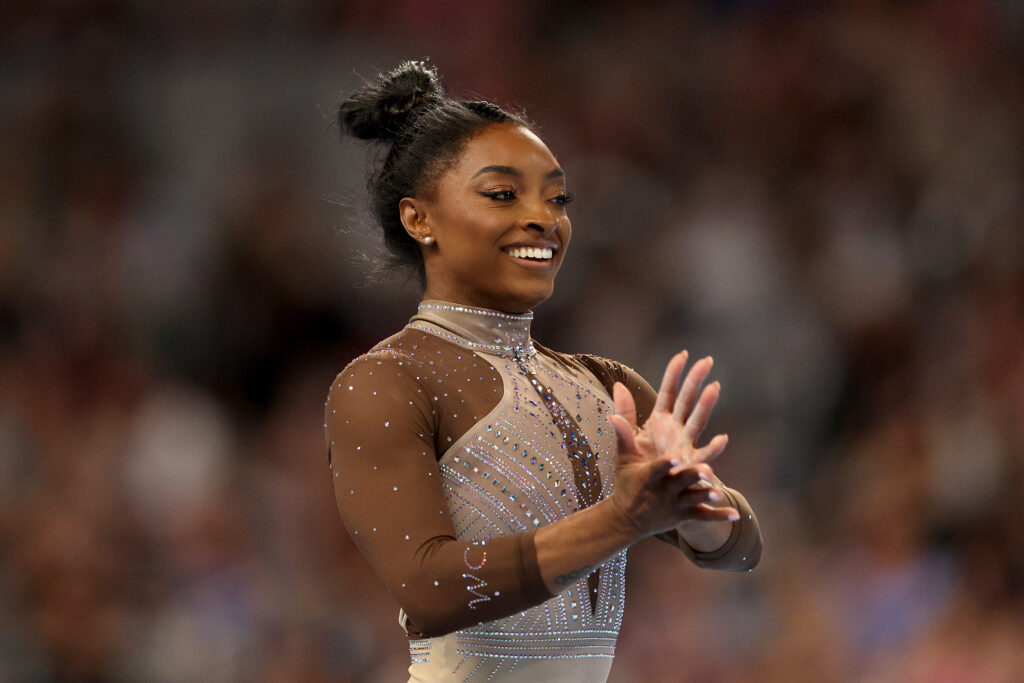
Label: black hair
xmin=339 ymin=60 xmax=529 ymax=285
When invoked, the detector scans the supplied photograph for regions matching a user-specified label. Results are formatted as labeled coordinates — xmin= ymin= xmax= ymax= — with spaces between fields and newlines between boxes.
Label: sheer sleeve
xmin=325 ymin=351 xmax=552 ymax=638
xmin=573 ymin=353 xmax=762 ymax=571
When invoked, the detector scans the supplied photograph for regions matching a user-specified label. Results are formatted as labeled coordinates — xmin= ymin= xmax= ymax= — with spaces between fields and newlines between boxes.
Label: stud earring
xmin=423 ymin=236 xmax=433 ymax=244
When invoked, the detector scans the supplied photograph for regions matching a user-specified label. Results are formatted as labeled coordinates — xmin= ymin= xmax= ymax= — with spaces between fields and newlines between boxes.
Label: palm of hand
xmin=634 ymin=410 xmax=695 ymax=464
xmin=612 ymin=352 xmax=726 ymax=469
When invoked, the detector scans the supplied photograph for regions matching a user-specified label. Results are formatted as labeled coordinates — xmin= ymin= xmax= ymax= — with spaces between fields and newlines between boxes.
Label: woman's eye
xmin=551 ymin=192 xmax=575 ymax=206
xmin=480 ymin=190 xmax=517 ymax=201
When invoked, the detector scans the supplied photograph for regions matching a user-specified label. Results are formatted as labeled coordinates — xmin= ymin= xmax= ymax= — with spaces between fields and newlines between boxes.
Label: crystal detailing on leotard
xmin=410 ymin=300 xmax=537 ymax=359
xmin=416 ymin=301 xmax=533 ymax=322
xmin=409 ymin=639 xmax=431 ymax=664
xmin=438 ymin=368 xmax=626 ymax=666
xmin=456 ymin=629 xmax=619 ymax=659
xmin=518 ymin=361 xmax=604 ymax=615
xmin=407 ymin=302 xmax=626 ymax=671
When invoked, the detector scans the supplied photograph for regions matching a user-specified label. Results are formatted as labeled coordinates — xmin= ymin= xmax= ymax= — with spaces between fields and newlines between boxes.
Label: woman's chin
xmin=428 ymin=271 xmax=558 ymax=313
xmin=502 ymin=283 xmax=555 ymax=313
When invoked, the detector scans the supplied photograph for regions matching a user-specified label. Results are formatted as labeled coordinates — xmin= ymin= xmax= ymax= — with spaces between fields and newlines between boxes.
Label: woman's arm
xmin=663 ymin=484 xmax=762 ymax=570
xmin=326 ymin=352 xmax=554 ymax=638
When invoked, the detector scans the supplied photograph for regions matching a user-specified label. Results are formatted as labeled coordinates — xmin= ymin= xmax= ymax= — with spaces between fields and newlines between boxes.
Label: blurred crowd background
xmin=2 ymin=1 xmax=1023 ymax=681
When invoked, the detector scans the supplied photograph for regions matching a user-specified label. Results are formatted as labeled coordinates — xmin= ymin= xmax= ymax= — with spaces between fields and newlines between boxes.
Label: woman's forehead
xmin=454 ymin=124 xmax=561 ymax=178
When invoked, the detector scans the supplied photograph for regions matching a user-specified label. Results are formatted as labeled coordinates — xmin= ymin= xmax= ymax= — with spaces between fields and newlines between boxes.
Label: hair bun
xmin=340 ymin=60 xmax=446 ymax=142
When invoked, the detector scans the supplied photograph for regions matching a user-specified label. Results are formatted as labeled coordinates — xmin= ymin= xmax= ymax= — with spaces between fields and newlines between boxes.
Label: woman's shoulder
xmin=329 ymin=324 xmax=483 ymax=399
xmin=329 ymin=327 xmax=425 ymax=393
xmin=323 ymin=327 xmax=442 ymax=460
xmin=338 ymin=326 xmax=450 ymax=373
xmin=325 ymin=328 xmax=444 ymax=429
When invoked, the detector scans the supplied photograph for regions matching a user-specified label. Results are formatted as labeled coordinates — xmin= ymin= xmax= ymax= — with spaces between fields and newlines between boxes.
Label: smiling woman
xmin=326 ymin=61 xmax=762 ymax=683
xmin=408 ymin=123 xmax=571 ymax=313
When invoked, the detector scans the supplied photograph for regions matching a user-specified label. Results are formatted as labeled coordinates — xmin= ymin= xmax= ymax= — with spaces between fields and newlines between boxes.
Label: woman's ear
xmin=399 ymin=197 xmax=433 ymax=244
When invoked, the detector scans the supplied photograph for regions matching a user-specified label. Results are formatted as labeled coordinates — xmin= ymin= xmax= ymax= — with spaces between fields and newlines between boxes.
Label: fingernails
xmin=708 ymin=491 xmax=722 ymax=502
xmin=670 ymin=459 xmax=684 ymax=467
xmin=728 ymin=512 xmax=740 ymax=521
xmin=698 ymin=471 xmax=711 ymax=482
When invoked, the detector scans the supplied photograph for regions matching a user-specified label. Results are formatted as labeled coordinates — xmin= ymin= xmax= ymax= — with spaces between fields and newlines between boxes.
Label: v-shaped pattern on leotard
xmin=518 ymin=358 xmax=603 ymax=616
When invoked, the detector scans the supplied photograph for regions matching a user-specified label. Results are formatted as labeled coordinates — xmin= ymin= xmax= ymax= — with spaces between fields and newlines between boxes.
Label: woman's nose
xmin=520 ymin=206 xmax=559 ymax=233
xmin=524 ymin=219 xmax=557 ymax=234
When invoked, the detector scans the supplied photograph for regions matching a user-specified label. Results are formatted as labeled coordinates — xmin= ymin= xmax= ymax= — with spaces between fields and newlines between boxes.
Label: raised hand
xmin=606 ymin=351 xmax=739 ymax=538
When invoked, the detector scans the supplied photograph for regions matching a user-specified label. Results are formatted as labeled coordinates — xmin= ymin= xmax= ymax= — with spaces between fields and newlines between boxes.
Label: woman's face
xmin=407 ymin=123 xmax=572 ymax=313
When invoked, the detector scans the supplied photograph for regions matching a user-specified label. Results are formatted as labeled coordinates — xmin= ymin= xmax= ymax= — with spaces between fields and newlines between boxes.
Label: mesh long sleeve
xmin=325 ymin=346 xmax=552 ymax=638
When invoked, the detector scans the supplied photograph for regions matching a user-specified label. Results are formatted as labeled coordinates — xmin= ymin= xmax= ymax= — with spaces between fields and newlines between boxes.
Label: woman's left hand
xmin=608 ymin=351 xmax=739 ymax=526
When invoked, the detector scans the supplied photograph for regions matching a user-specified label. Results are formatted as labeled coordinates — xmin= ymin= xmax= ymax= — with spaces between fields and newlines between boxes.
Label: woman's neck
xmin=408 ymin=299 xmax=535 ymax=359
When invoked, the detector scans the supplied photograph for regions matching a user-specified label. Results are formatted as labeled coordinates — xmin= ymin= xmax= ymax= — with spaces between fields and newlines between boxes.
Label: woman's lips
xmin=505 ymin=246 xmax=554 ymax=261
xmin=503 ymin=246 xmax=558 ymax=269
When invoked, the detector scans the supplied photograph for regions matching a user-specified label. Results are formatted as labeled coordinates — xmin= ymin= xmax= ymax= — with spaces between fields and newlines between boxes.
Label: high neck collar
xmin=408 ymin=300 xmax=535 ymax=359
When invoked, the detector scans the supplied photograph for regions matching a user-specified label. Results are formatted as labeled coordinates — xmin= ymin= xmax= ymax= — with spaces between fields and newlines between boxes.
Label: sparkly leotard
xmin=325 ymin=301 xmax=761 ymax=682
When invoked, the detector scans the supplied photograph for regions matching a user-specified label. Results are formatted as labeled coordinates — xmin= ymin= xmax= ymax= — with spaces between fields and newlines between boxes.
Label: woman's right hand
xmin=606 ymin=351 xmax=739 ymax=538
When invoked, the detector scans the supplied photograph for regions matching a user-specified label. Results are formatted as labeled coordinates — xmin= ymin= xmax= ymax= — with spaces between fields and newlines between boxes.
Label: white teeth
xmin=507 ymin=247 xmax=554 ymax=260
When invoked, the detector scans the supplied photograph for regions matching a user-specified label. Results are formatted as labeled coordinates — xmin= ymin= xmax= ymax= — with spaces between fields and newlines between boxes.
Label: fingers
xmin=675 ymin=485 xmax=725 ymax=508
xmin=660 ymin=430 xmax=727 ymax=478
xmin=653 ymin=351 xmax=688 ymax=413
xmin=684 ymin=380 xmax=720 ymax=440
xmin=672 ymin=356 xmax=714 ymax=422
xmin=612 ymin=382 xmax=638 ymax=430
xmin=613 ymin=455 xmax=737 ymax=535
xmin=665 ymin=462 xmax=713 ymax=487
xmin=663 ymin=472 xmax=740 ymax=522
xmin=608 ymin=413 xmax=637 ymax=456
xmin=681 ymin=504 xmax=741 ymax=523
xmin=690 ymin=434 xmax=729 ymax=464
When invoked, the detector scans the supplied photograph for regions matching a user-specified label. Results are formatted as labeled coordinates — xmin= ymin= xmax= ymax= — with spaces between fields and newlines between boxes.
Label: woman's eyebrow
xmin=471 ymin=165 xmax=566 ymax=180
xmin=472 ymin=165 xmax=520 ymax=178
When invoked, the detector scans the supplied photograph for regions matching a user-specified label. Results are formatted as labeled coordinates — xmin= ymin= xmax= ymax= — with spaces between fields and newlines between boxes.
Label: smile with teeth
xmin=506 ymin=246 xmax=554 ymax=261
